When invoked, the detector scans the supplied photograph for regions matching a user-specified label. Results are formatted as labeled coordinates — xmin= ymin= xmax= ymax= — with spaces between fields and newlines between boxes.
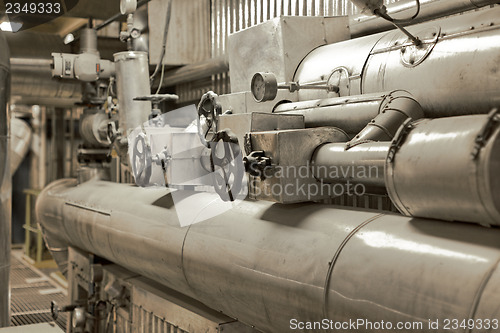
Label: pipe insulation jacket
xmin=37 ymin=179 xmax=500 ymax=332
xmin=312 ymin=113 xmax=500 ymax=226
xmin=349 ymin=0 xmax=500 ymax=38
xmin=294 ymin=8 xmax=500 ymax=117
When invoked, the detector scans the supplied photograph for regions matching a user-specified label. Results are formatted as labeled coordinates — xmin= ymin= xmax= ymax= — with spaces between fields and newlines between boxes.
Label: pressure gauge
xmin=251 ymin=72 xmax=278 ymax=103
xmin=120 ymin=0 xmax=137 ymax=15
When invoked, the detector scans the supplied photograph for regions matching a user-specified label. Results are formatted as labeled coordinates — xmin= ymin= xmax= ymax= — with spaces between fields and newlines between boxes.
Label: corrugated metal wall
xmin=176 ymin=0 xmax=398 ymax=102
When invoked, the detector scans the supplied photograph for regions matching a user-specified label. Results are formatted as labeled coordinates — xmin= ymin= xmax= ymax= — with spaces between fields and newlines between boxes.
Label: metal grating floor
xmin=10 ymin=253 xmax=67 ymax=331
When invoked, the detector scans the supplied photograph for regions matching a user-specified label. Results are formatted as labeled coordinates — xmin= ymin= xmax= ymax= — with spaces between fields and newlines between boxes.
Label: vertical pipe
xmin=0 ymin=31 xmax=11 ymax=328
xmin=113 ymin=51 xmax=151 ymax=137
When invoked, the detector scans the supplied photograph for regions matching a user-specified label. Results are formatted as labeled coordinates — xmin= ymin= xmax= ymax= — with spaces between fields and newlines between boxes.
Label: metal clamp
xmin=472 ymin=108 xmax=500 ymax=160
xmin=386 ymin=118 xmax=414 ymax=163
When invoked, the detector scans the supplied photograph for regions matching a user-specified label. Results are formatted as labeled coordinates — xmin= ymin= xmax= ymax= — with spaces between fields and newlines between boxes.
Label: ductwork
xmin=294 ymin=8 xmax=500 ymax=116
xmin=36 ymin=179 xmax=500 ymax=333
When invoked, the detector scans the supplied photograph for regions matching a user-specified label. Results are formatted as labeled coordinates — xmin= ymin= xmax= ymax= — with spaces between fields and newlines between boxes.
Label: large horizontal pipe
xmin=10 ymin=58 xmax=52 ymax=73
xmin=37 ymin=179 xmax=500 ymax=332
xmin=153 ymin=55 xmax=229 ymax=88
xmin=9 ymin=57 xmax=82 ymax=105
xmin=349 ymin=0 xmax=500 ymax=38
xmin=295 ymin=7 xmax=500 ymax=117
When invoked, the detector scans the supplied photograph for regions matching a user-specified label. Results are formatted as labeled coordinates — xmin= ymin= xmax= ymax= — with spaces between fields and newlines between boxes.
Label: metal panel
xmin=227 ymin=15 xmax=349 ymax=93
xmin=148 ymin=0 xmax=211 ymax=66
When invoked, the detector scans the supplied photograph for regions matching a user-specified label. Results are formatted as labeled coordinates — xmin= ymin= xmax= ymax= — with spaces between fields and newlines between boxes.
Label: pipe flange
xmin=400 ymin=26 xmax=440 ymax=67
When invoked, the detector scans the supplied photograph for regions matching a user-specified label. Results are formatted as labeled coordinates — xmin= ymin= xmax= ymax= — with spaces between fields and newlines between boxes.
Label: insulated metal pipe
xmin=349 ymin=0 xmax=500 ymax=38
xmin=313 ymin=113 xmax=500 ymax=226
xmin=312 ymin=142 xmax=390 ymax=188
xmin=386 ymin=113 xmax=500 ymax=226
xmin=0 ymin=31 xmax=10 ymax=328
xmin=295 ymin=8 xmax=500 ymax=117
xmin=37 ymin=179 xmax=500 ymax=332
xmin=274 ymin=92 xmax=390 ymax=135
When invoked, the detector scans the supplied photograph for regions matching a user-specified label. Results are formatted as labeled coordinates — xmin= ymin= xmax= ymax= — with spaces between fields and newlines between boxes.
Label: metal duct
xmin=386 ymin=112 xmax=500 ymax=226
xmin=0 ymin=31 xmax=11 ymax=328
xmin=37 ymin=179 xmax=500 ymax=333
xmin=350 ymin=0 xmax=500 ymax=37
xmin=312 ymin=113 xmax=500 ymax=226
xmin=294 ymin=8 xmax=500 ymax=116
xmin=10 ymin=57 xmax=82 ymax=106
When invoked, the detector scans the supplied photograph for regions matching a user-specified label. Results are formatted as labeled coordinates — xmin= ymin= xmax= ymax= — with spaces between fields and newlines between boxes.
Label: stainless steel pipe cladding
xmin=295 ymin=8 xmax=500 ymax=117
xmin=275 ymin=91 xmax=400 ymax=135
xmin=386 ymin=112 xmax=500 ymax=226
xmin=114 ymin=51 xmax=151 ymax=136
xmin=346 ymin=90 xmax=423 ymax=147
xmin=349 ymin=0 xmax=500 ymax=38
xmin=312 ymin=142 xmax=390 ymax=188
xmin=37 ymin=179 xmax=500 ymax=332
xmin=0 ymin=31 xmax=10 ymax=328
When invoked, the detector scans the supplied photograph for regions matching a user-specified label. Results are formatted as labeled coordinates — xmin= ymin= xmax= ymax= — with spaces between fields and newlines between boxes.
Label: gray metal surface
xmin=295 ymin=8 xmax=500 ymax=116
xmin=114 ymin=51 xmax=151 ymax=136
xmin=312 ymin=141 xmax=390 ymax=187
xmin=386 ymin=114 xmax=500 ymax=226
xmin=349 ymin=0 xmax=499 ymax=37
xmin=36 ymin=179 xmax=500 ymax=332
xmin=10 ymin=58 xmax=81 ymax=107
xmin=275 ymin=92 xmax=389 ymax=134
xmin=148 ymin=0 xmax=210 ymax=66
xmin=227 ymin=15 xmax=350 ymax=93
xmin=0 ymin=31 xmax=10 ymax=328
xmin=246 ymin=127 xmax=350 ymax=203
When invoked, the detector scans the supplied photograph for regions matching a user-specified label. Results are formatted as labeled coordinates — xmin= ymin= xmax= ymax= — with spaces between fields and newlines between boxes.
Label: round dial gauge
xmin=251 ymin=72 xmax=278 ymax=103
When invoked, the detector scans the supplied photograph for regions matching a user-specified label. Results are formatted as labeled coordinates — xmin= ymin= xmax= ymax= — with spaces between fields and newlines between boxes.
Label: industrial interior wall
xmin=209 ymin=0 xmax=398 ymax=92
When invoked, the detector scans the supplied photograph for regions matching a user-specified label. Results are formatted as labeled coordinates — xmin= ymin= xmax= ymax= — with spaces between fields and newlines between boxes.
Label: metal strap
xmin=322 ymin=213 xmax=384 ymax=318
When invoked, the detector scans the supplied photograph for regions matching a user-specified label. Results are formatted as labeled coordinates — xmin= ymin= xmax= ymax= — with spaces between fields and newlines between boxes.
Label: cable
xmin=374 ymin=0 xmax=421 ymax=46
xmin=374 ymin=0 xmax=420 ymax=23
xmin=150 ymin=0 xmax=173 ymax=85
xmin=155 ymin=63 xmax=165 ymax=94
